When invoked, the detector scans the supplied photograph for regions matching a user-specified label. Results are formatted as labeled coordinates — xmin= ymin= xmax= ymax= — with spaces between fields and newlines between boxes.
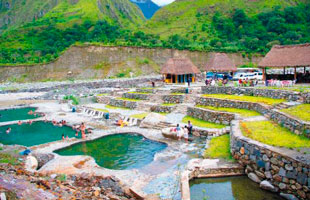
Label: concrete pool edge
xmin=180 ymin=159 xmax=244 ymax=200
xmin=24 ymin=127 xmax=176 ymax=199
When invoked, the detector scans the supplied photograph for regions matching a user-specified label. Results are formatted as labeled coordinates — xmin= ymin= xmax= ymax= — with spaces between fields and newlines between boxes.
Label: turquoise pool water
xmin=0 ymin=107 xmax=40 ymax=122
xmin=55 ymin=133 xmax=167 ymax=170
xmin=0 ymin=121 xmax=78 ymax=146
xmin=190 ymin=176 xmax=283 ymax=200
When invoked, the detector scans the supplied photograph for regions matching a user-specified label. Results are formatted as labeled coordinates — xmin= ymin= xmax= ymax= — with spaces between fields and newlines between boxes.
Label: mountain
xmin=131 ymin=0 xmax=160 ymax=19
xmin=1 ymin=0 xmax=310 ymax=65
xmin=143 ymin=0 xmax=305 ymax=38
xmin=0 ymin=0 xmax=145 ymax=33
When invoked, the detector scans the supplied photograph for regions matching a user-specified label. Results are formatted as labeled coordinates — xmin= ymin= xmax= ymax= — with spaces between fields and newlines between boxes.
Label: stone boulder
xmin=259 ymin=180 xmax=278 ymax=192
xmin=32 ymin=153 xmax=55 ymax=169
xmin=248 ymin=172 xmax=261 ymax=183
xmin=280 ymin=193 xmax=299 ymax=200
xmin=161 ymin=127 xmax=192 ymax=141
xmin=25 ymin=156 xmax=38 ymax=172
xmin=140 ymin=113 xmax=166 ymax=128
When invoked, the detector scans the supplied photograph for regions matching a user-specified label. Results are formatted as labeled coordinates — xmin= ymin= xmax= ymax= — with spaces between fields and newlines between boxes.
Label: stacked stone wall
xmin=201 ymin=86 xmax=306 ymax=102
xmin=196 ymin=97 xmax=310 ymax=137
xmin=231 ymin=120 xmax=310 ymax=200
xmin=162 ymin=95 xmax=185 ymax=104
xmin=187 ymin=106 xmax=235 ymax=125
xmin=150 ymin=105 xmax=174 ymax=113
xmin=122 ymin=93 xmax=150 ymax=100
xmin=109 ymin=99 xmax=137 ymax=109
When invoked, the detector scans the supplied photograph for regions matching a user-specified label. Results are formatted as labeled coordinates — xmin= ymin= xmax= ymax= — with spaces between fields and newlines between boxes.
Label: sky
xmin=152 ymin=0 xmax=175 ymax=6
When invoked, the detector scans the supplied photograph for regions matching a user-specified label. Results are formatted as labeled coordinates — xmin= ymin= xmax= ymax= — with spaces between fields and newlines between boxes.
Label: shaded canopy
xmin=205 ymin=53 xmax=237 ymax=72
xmin=160 ymin=58 xmax=201 ymax=75
xmin=258 ymin=43 xmax=310 ymax=68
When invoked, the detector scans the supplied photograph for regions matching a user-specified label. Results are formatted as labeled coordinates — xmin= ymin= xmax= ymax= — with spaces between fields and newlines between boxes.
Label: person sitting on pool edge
xmin=62 ymin=133 xmax=65 ymax=140
xmin=183 ymin=125 xmax=189 ymax=143
xmin=18 ymin=121 xmax=22 ymax=125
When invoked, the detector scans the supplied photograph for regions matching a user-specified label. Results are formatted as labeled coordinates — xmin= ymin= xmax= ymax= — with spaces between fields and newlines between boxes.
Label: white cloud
xmin=152 ymin=0 xmax=175 ymax=6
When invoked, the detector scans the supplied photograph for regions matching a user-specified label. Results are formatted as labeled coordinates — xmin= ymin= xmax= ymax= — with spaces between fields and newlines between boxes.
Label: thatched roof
xmin=205 ymin=53 xmax=237 ymax=72
xmin=160 ymin=58 xmax=201 ymax=75
xmin=258 ymin=43 xmax=310 ymax=68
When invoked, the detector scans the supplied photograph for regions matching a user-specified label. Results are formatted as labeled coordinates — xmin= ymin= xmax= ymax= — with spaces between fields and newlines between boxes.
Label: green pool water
xmin=0 ymin=121 xmax=78 ymax=147
xmin=190 ymin=176 xmax=283 ymax=200
xmin=0 ymin=107 xmax=40 ymax=122
xmin=55 ymin=133 xmax=167 ymax=170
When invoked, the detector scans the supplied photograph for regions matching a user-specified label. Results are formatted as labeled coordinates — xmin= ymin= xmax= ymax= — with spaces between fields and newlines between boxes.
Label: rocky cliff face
xmin=0 ymin=45 xmax=262 ymax=82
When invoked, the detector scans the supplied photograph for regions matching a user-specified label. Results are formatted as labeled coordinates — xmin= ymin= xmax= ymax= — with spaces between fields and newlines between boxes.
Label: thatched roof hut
xmin=258 ymin=43 xmax=310 ymax=68
xmin=205 ymin=53 xmax=236 ymax=72
xmin=160 ymin=58 xmax=201 ymax=75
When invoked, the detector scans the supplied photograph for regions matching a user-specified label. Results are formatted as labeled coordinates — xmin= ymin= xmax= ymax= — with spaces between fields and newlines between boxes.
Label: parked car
xmin=206 ymin=72 xmax=214 ymax=79
xmin=253 ymin=72 xmax=263 ymax=80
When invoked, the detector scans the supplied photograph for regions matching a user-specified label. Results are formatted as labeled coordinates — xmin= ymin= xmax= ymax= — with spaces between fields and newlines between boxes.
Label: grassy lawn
xmin=128 ymin=91 xmax=151 ymax=94
xmin=97 ymin=93 xmax=108 ymax=96
xmin=257 ymin=86 xmax=310 ymax=93
xmin=116 ymin=97 xmax=141 ymax=102
xmin=94 ymin=108 xmax=109 ymax=113
xmin=182 ymin=116 xmax=226 ymax=129
xmin=105 ymin=105 xmax=130 ymax=110
xmin=170 ymin=93 xmax=184 ymax=95
xmin=240 ymin=121 xmax=310 ymax=148
xmin=204 ymin=134 xmax=234 ymax=161
xmin=196 ymin=105 xmax=260 ymax=118
xmin=281 ymin=104 xmax=310 ymax=122
xmin=203 ymin=94 xmax=286 ymax=105
xmin=161 ymin=103 xmax=177 ymax=106
xmin=130 ymin=113 xmax=149 ymax=119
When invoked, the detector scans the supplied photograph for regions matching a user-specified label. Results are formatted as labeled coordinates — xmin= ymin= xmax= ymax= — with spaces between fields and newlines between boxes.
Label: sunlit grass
xmin=182 ymin=116 xmax=226 ymax=129
xmin=105 ymin=105 xmax=130 ymax=110
xmin=161 ymin=103 xmax=177 ymax=106
xmin=204 ymin=134 xmax=234 ymax=161
xmin=203 ymin=94 xmax=286 ymax=105
xmin=97 ymin=93 xmax=108 ymax=96
xmin=257 ymin=86 xmax=310 ymax=93
xmin=128 ymin=91 xmax=151 ymax=94
xmin=281 ymin=104 xmax=310 ymax=122
xmin=116 ymin=97 xmax=141 ymax=102
xmin=240 ymin=121 xmax=310 ymax=148
xmin=130 ymin=113 xmax=149 ymax=119
xmin=196 ymin=105 xmax=260 ymax=118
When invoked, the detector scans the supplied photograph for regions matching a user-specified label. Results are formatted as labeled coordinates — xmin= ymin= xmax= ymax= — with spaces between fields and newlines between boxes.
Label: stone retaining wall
xmin=109 ymin=99 xmax=137 ymax=109
xmin=96 ymin=96 xmax=112 ymax=104
xmin=136 ymin=88 xmax=156 ymax=94
xmin=201 ymin=86 xmax=306 ymax=102
xmin=170 ymin=88 xmax=189 ymax=94
xmin=122 ymin=93 xmax=150 ymax=100
xmin=196 ymin=97 xmax=310 ymax=137
xmin=0 ymin=77 xmax=161 ymax=94
xmin=150 ymin=105 xmax=174 ymax=113
xmin=162 ymin=94 xmax=185 ymax=104
xmin=231 ymin=120 xmax=310 ymax=200
xmin=187 ymin=106 xmax=235 ymax=125
xmin=196 ymin=97 xmax=272 ymax=115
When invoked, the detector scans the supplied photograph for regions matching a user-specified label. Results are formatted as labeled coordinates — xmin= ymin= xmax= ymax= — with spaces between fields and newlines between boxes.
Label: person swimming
xmin=28 ymin=110 xmax=33 ymax=115
xmin=6 ymin=127 xmax=11 ymax=134
xmin=62 ymin=134 xmax=65 ymax=140
xmin=18 ymin=121 xmax=22 ymax=125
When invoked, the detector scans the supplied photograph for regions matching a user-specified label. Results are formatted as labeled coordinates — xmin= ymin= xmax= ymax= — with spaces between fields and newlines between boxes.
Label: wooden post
xmin=305 ymin=67 xmax=306 ymax=74
xmin=294 ymin=67 xmax=297 ymax=80
xmin=262 ymin=67 xmax=266 ymax=81
xmin=283 ymin=67 xmax=285 ymax=75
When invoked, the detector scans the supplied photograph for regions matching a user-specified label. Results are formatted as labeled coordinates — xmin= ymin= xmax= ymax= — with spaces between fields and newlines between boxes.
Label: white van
xmin=253 ymin=72 xmax=263 ymax=80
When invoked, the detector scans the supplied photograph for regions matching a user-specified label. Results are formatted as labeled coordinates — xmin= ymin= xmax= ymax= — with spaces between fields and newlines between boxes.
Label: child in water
xmin=62 ymin=134 xmax=65 ymax=140
xmin=6 ymin=127 xmax=11 ymax=134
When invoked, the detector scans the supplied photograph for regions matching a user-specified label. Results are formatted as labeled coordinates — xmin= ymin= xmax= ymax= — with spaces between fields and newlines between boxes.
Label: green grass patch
xmin=97 ymin=93 xmax=108 ymax=96
xmin=63 ymin=95 xmax=80 ymax=105
xmin=128 ymin=91 xmax=151 ymax=94
xmin=130 ymin=113 xmax=149 ymax=119
xmin=161 ymin=103 xmax=177 ymax=106
xmin=240 ymin=121 xmax=310 ymax=148
xmin=197 ymin=105 xmax=261 ymax=118
xmin=204 ymin=134 xmax=234 ymax=161
xmin=203 ymin=94 xmax=286 ymax=106
xmin=281 ymin=104 xmax=310 ymax=122
xmin=182 ymin=116 xmax=226 ymax=129
xmin=94 ymin=108 xmax=109 ymax=113
xmin=153 ymin=111 xmax=169 ymax=116
xmin=0 ymin=153 xmax=19 ymax=165
xmin=257 ymin=86 xmax=310 ymax=93
xmin=116 ymin=97 xmax=141 ymax=102
xmin=170 ymin=93 xmax=184 ymax=95
xmin=105 ymin=105 xmax=130 ymax=110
